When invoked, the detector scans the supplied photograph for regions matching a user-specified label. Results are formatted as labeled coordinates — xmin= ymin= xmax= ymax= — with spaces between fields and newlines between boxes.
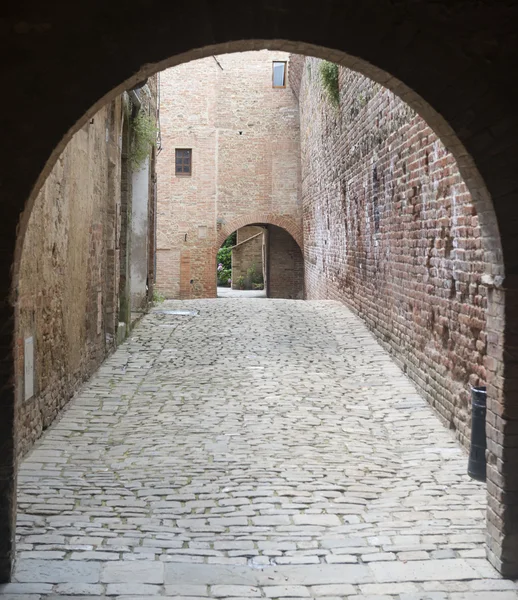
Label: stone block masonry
xmin=293 ymin=55 xmax=489 ymax=451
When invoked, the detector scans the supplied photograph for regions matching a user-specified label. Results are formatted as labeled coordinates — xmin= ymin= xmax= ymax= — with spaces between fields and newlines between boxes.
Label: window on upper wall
xmin=175 ymin=148 xmax=192 ymax=176
xmin=272 ymin=61 xmax=287 ymax=88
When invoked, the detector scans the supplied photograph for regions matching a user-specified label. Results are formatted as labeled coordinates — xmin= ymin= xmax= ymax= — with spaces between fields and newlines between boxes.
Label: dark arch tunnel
xmin=1 ymin=0 xmax=518 ymax=579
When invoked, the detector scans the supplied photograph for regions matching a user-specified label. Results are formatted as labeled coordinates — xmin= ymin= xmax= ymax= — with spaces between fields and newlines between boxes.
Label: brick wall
xmin=268 ymin=225 xmax=304 ymax=299
xmin=232 ymin=226 xmax=265 ymax=290
xmin=296 ymin=56 xmax=489 ymax=448
xmin=156 ymin=50 xmax=302 ymax=299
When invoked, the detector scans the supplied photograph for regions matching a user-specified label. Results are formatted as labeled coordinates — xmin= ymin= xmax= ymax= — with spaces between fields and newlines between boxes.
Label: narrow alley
xmin=5 ymin=299 xmax=516 ymax=598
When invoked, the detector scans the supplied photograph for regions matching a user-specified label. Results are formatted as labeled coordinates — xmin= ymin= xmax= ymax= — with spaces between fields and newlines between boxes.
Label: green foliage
xmin=217 ymin=265 xmax=232 ymax=286
xmin=319 ymin=61 xmax=340 ymax=107
xmin=152 ymin=289 xmax=166 ymax=303
xmin=216 ymin=233 xmax=236 ymax=286
xmin=221 ymin=232 xmax=237 ymax=248
xmin=239 ymin=264 xmax=264 ymax=290
xmin=246 ymin=264 xmax=264 ymax=287
xmin=217 ymin=246 xmax=232 ymax=271
xmin=129 ymin=111 xmax=158 ymax=170
xmin=217 ymin=246 xmax=232 ymax=286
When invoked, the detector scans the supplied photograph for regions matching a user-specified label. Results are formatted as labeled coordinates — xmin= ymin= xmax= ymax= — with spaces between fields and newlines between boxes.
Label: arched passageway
xmin=2 ymin=1 xmax=517 ymax=580
xmin=217 ymin=223 xmax=304 ymax=300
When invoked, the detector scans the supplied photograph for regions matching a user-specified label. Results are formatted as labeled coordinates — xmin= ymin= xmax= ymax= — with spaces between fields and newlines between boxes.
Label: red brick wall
xmin=296 ymin=57 xmax=489 ymax=448
xmin=268 ymin=225 xmax=304 ymax=299
xmin=156 ymin=51 xmax=302 ymax=298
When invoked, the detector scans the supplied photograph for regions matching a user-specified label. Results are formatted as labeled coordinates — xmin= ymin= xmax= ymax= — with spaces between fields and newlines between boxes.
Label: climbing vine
xmin=319 ymin=61 xmax=340 ymax=107
xmin=129 ymin=111 xmax=157 ymax=170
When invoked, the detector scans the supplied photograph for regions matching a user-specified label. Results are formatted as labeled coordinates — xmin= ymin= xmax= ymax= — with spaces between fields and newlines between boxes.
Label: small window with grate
xmin=175 ymin=148 xmax=192 ymax=176
xmin=272 ymin=61 xmax=287 ymax=88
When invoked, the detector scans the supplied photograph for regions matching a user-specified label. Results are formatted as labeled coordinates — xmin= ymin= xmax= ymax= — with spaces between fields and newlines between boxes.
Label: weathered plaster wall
xmin=156 ymin=50 xmax=302 ymax=299
xmin=130 ymin=157 xmax=151 ymax=311
xmin=295 ymin=56 xmax=489 ymax=448
xmin=15 ymin=85 xmax=158 ymax=457
xmin=15 ymin=101 xmax=123 ymax=457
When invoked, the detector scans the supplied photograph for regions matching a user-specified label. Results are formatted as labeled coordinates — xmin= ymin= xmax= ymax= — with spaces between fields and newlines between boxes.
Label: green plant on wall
xmin=129 ymin=111 xmax=157 ymax=170
xmin=319 ymin=61 xmax=340 ymax=107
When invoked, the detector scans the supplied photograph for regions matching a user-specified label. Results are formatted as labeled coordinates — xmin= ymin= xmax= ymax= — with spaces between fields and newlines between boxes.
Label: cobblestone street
xmin=5 ymin=299 xmax=517 ymax=598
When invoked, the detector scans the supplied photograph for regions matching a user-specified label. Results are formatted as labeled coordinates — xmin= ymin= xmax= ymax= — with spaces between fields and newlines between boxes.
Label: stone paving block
xmin=13 ymin=559 xmax=101 ymax=583
xmin=0 ymin=596 xmax=43 ymax=600
xmin=53 ymin=583 xmax=105 ymax=595
xmin=469 ymin=580 xmax=518 ymax=591
xmin=370 ymin=559 xmax=479 ymax=583
xmin=164 ymin=563 xmax=373 ymax=586
xmin=360 ymin=582 xmax=420 ymax=595
xmin=164 ymin=585 xmax=209 ymax=596
xmin=210 ymin=585 xmax=262 ymax=597
xmin=263 ymin=586 xmax=311 ymax=597
xmin=309 ymin=584 xmax=356 ymax=596
xmin=106 ymin=583 xmax=161 ymax=595
xmin=101 ymin=560 xmax=163 ymax=583
xmin=324 ymin=554 xmax=358 ymax=563
xmin=0 ymin=585 xmax=53 ymax=594
xmin=361 ymin=553 xmax=396 ymax=562
xmin=466 ymin=559 xmax=501 ymax=579
xmin=18 ymin=552 xmax=66 ymax=560
xmin=70 ymin=552 xmax=120 ymax=561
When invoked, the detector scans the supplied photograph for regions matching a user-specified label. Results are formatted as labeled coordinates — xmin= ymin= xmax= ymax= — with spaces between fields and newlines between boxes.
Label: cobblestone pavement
xmin=5 ymin=300 xmax=517 ymax=599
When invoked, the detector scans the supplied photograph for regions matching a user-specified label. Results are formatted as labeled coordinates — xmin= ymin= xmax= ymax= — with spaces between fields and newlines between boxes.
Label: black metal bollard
xmin=468 ymin=386 xmax=487 ymax=482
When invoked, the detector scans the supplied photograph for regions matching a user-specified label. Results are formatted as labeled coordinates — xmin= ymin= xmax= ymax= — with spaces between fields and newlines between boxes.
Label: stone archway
xmin=1 ymin=1 xmax=516 ymax=579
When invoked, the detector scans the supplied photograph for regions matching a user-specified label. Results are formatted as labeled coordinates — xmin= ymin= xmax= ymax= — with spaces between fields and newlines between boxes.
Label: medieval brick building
xmin=156 ymin=51 xmax=304 ymax=300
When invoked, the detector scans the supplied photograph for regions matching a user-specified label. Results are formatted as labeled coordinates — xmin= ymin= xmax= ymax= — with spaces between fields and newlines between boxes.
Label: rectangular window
xmin=175 ymin=148 xmax=192 ymax=175
xmin=272 ymin=61 xmax=286 ymax=88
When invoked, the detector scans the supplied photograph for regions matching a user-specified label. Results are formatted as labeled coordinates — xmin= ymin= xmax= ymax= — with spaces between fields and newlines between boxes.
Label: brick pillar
xmin=485 ymin=276 xmax=518 ymax=577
